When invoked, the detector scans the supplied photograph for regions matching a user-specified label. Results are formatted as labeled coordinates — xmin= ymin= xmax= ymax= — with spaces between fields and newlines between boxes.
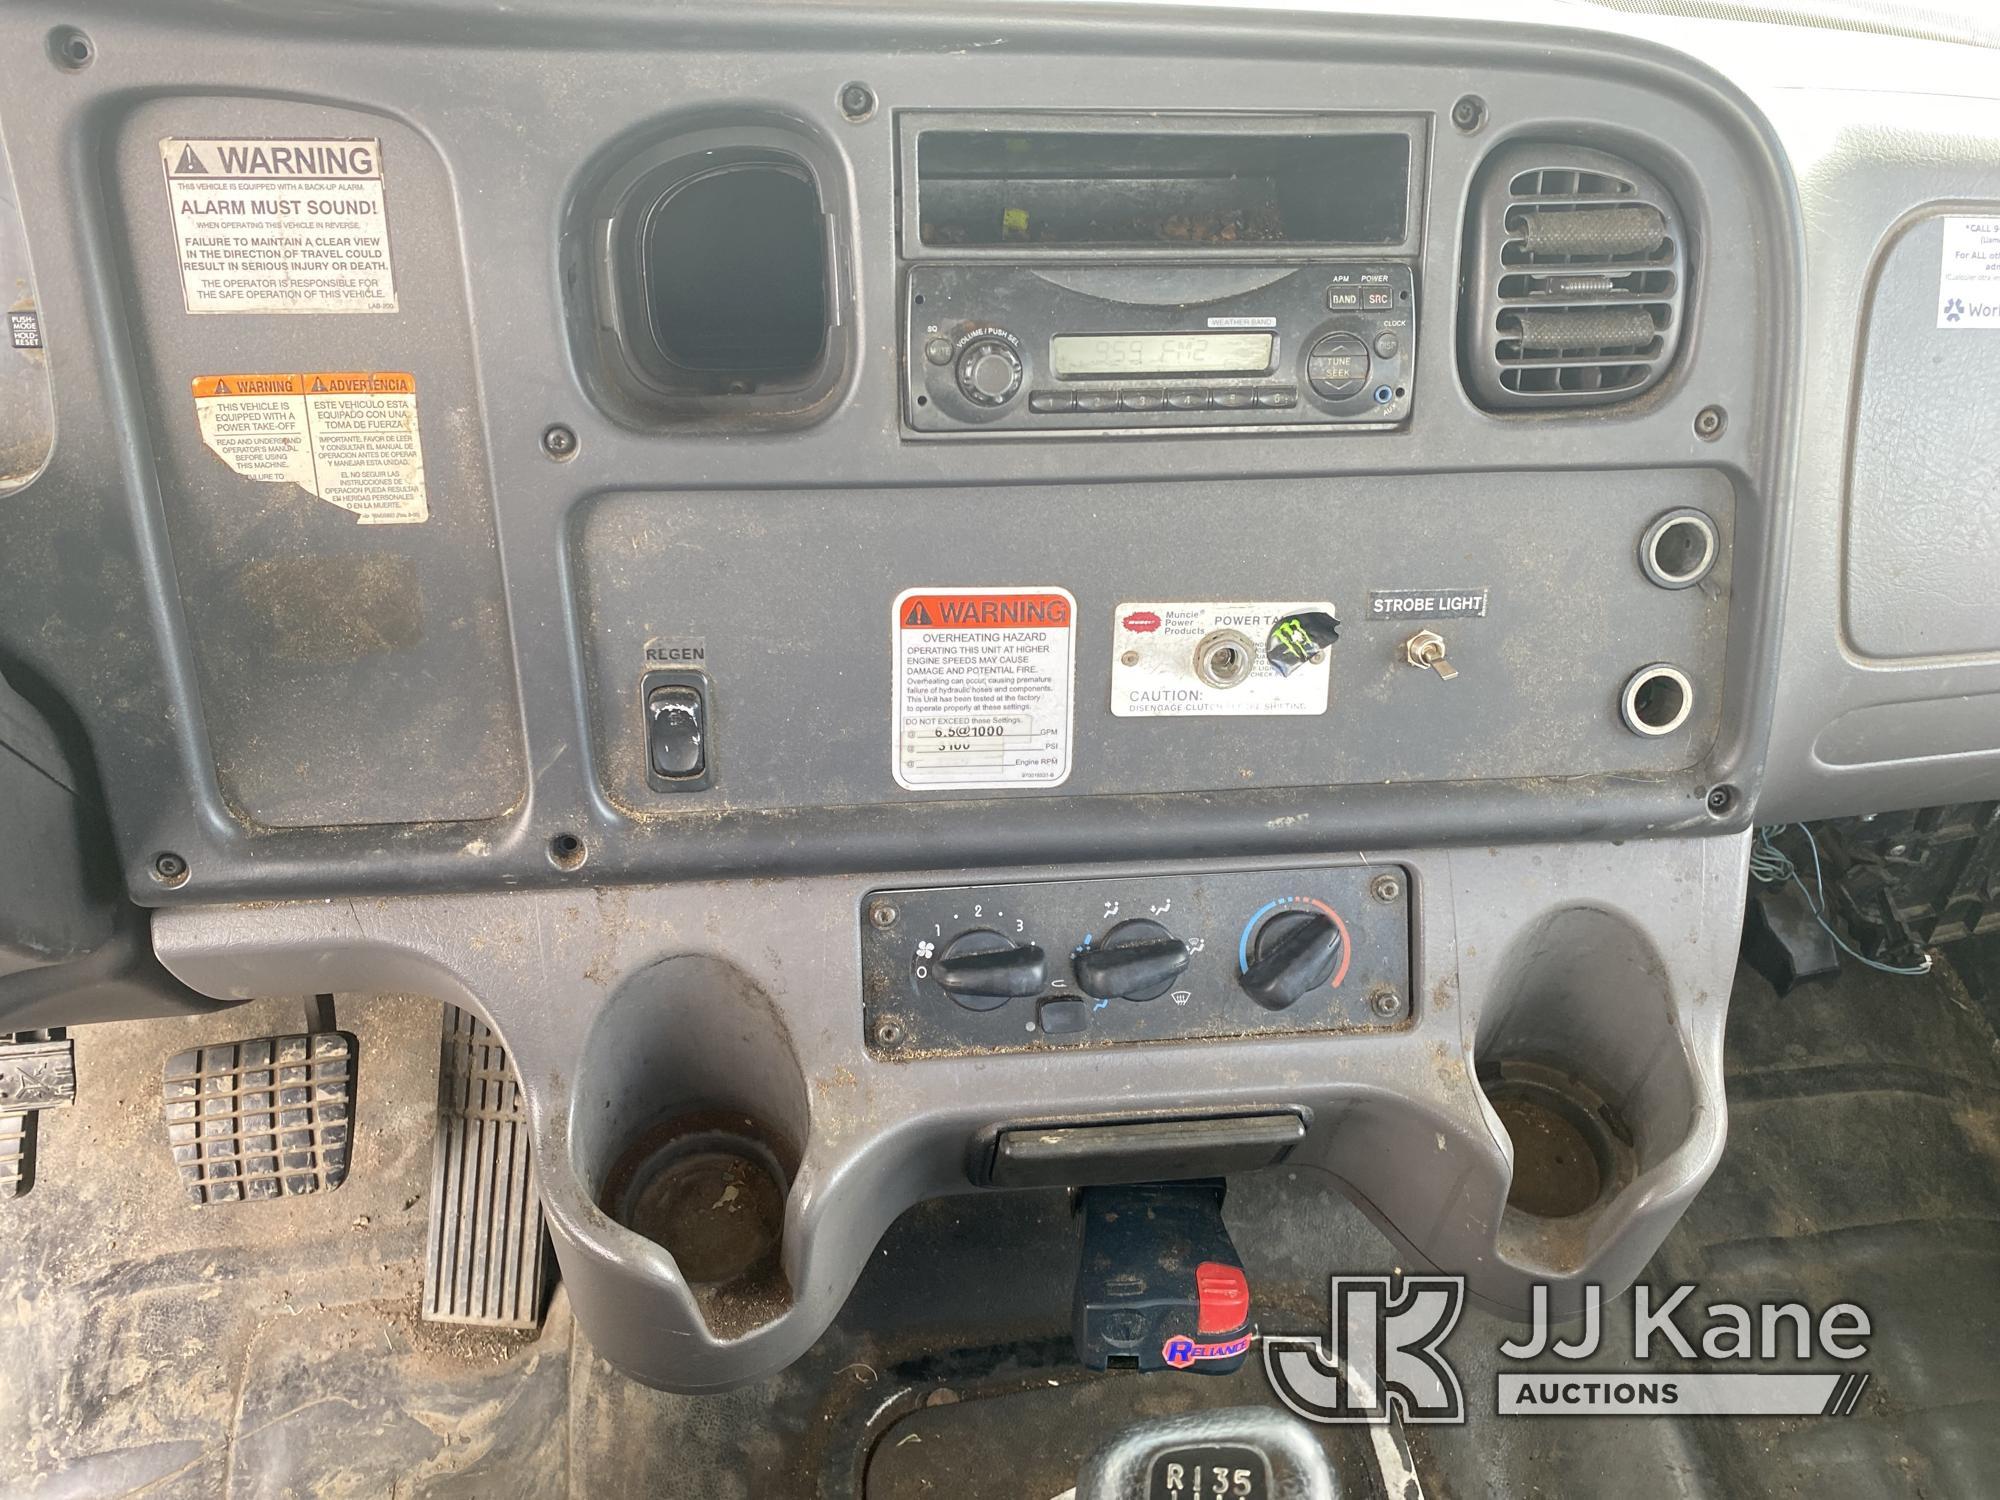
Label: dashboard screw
xmin=1706 ymin=785 xmax=1736 ymax=815
xmin=874 ymin=1018 xmax=905 ymax=1047
xmin=541 ymin=423 xmax=577 ymax=460
xmin=1450 ymin=94 xmax=1486 ymax=133
xmin=839 ymin=82 xmax=877 ymax=122
xmin=1369 ymin=988 xmax=1403 ymax=1019
xmin=151 ymin=851 xmax=189 ymax=886
xmin=868 ymin=901 xmax=898 ymax=929
xmin=1694 ymin=405 xmax=1727 ymax=441
xmin=1370 ymin=872 xmax=1403 ymax=904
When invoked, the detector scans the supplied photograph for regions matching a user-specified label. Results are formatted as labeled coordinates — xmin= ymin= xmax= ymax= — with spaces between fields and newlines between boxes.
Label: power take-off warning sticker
xmin=892 ymin=588 xmax=1075 ymax=791
xmin=192 ymin=372 xmax=428 ymax=525
xmin=160 ymin=137 xmax=396 ymax=313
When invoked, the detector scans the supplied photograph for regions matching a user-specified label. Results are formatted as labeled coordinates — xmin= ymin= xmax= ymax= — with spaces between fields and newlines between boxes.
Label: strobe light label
xmin=892 ymin=588 xmax=1075 ymax=791
xmin=160 ymin=137 xmax=397 ymax=313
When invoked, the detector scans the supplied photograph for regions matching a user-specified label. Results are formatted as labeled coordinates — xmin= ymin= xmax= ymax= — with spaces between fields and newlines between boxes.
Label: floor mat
xmin=4 ymin=942 xmax=1999 ymax=1499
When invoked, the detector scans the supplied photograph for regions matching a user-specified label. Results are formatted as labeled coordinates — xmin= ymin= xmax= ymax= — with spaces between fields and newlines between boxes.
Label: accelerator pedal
xmin=161 ymin=999 xmax=355 ymax=1204
xmin=0 ymin=1030 xmax=75 ymax=1196
xmin=422 ymin=1004 xmax=550 ymax=1329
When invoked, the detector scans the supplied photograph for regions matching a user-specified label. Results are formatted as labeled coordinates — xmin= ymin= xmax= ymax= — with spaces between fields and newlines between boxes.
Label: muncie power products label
xmin=1112 ymin=601 xmax=1334 ymax=717
xmin=892 ymin=588 xmax=1075 ymax=791
xmin=192 ymin=371 xmax=428 ymax=525
xmin=160 ymin=137 xmax=396 ymax=314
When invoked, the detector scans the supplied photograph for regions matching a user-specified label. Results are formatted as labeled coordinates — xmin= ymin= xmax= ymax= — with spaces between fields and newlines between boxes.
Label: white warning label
xmin=1938 ymin=217 xmax=2000 ymax=328
xmin=892 ymin=588 xmax=1075 ymax=791
xmin=1112 ymin=601 xmax=1334 ymax=717
xmin=160 ymin=137 xmax=396 ymax=314
xmin=193 ymin=371 xmax=428 ymax=525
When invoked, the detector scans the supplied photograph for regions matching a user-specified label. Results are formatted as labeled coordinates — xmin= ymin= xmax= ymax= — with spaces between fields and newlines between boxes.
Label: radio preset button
xmin=1075 ymin=392 xmax=1120 ymax=413
xmin=1028 ymin=391 xmax=1075 ymax=413
xmin=1119 ymin=391 xmax=1165 ymax=411
xmin=957 ymin=338 xmax=1024 ymax=406
xmin=1212 ymin=390 xmax=1255 ymax=409
xmin=1165 ymin=390 xmax=1209 ymax=410
xmin=1307 ymin=333 xmax=1371 ymax=399
xmin=1255 ymin=387 xmax=1298 ymax=408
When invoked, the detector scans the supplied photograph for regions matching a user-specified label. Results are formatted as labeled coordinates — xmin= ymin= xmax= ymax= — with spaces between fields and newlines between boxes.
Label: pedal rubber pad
xmin=162 ymin=1033 xmax=356 ymax=1204
xmin=422 ymin=1005 xmax=549 ymax=1328
xmin=0 ymin=1032 xmax=76 ymax=1198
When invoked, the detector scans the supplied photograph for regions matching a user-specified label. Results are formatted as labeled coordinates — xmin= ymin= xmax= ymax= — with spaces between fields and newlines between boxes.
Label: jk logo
xmin=1263 ymin=1275 xmax=1467 ymax=1424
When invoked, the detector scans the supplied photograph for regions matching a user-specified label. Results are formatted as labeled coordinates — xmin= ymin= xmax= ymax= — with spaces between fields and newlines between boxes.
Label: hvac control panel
xmin=861 ymin=867 xmax=1412 ymax=1059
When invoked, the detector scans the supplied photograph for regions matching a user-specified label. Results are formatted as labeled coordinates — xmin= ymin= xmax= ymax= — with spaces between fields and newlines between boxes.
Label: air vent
xmin=1461 ymin=145 xmax=1688 ymax=410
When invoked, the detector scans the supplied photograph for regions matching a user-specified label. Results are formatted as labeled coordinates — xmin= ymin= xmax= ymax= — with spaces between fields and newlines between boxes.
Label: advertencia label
xmin=893 ymin=588 xmax=1074 ymax=791
xmin=1938 ymin=217 xmax=2000 ymax=328
xmin=192 ymin=371 xmax=427 ymax=524
xmin=160 ymin=137 xmax=396 ymax=313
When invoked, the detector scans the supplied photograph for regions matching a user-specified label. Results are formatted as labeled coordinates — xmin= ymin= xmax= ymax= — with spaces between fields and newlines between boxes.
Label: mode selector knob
xmin=956 ymin=338 xmax=1023 ymax=406
xmin=1073 ymin=919 xmax=1191 ymax=1003
xmin=932 ymin=929 xmax=1047 ymax=1011
xmin=1239 ymin=910 xmax=1343 ymax=1012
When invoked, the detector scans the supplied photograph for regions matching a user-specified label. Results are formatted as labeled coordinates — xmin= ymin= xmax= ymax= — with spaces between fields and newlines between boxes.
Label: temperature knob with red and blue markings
xmin=1237 ymin=897 xmax=1350 ymax=1011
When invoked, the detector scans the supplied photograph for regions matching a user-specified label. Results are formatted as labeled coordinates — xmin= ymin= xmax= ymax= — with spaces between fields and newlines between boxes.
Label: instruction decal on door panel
xmin=192 ymin=372 xmax=428 ymax=524
xmin=160 ymin=137 xmax=396 ymax=313
xmin=892 ymin=588 xmax=1075 ymax=791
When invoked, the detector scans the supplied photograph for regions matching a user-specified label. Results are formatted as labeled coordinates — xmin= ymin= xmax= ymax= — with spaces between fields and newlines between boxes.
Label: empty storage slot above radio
xmin=915 ymin=127 xmax=1409 ymax=248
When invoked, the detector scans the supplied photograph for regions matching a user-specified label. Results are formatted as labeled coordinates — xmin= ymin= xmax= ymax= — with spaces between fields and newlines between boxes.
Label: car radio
xmin=904 ymin=261 xmax=1415 ymax=433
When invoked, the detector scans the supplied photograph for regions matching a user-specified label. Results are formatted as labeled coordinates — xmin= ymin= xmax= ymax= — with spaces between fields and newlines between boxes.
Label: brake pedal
xmin=161 ymin=1028 xmax=356 ymax=1203
xmin=0 ymin=1030 xmax=75 ymax=1197
xmin=1074 ymin=1181 xmax=1253 ymax=1375
xmin=421 ymin=1005 xmax=550 ymax=1329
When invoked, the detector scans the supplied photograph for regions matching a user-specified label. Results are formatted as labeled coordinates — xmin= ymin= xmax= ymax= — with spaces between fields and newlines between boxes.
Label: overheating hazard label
xmin=192 ymin=371 xmax=427 ymax=525
xmin=160 ymin=137 xmax=396 ymax=314
xmin=892 ymin=588 xmax=1075 ymax=791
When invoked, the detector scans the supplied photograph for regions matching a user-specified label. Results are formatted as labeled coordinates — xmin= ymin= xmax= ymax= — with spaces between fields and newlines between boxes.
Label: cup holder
xmin=1475 ymin=905 xmax=1702 ymax=1271
xmin=601 ymin=1111 xmax=793 ymax=1327
xmin=1479 ymin=1060 xmax=1635 ymax=1219
xmin=563 ymin=955 xmax=810 ymax=1341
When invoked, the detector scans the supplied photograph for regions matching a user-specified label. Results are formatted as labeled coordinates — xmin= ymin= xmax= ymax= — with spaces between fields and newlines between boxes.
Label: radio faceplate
xmin=905 ymin=261 xmax=1415 ymax=434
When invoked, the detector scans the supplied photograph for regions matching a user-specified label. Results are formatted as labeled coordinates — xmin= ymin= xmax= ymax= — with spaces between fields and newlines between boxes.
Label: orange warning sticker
xmin=896 ymin=592 xmax=1073 ymax=630
xmin=191 ymin=370 xmax=427 ymax=525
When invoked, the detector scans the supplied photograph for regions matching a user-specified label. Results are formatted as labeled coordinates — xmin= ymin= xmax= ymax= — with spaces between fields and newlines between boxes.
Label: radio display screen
xmin=1049 ymin=332 xmax=1274 ymax=378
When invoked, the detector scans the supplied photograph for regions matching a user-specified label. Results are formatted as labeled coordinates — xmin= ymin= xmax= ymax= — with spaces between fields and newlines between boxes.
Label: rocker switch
xmin=647 ymin=685 xmax=706 ymax=779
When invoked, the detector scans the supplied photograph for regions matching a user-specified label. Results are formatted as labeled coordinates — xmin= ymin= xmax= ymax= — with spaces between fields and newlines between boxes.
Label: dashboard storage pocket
xmin=573 ymin=121 xmax=851 ymax=429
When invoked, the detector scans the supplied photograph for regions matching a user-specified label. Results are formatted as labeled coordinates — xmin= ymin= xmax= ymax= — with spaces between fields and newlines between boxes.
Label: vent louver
xmin=1461 ymin=146 xmax=1688 ymax=410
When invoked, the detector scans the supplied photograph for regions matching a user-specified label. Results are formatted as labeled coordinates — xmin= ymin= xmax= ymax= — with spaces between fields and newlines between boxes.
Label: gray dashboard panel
xmin=575 ymin=471 xmax=1733 ymax=814
xmin=0 ymin=0 xmax=1797 ymax=902
xmin=1844 ymin=211 xmax=2000 ymax=662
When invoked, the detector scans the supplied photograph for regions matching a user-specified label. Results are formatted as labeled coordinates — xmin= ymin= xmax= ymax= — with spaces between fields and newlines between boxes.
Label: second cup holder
xmin=1479 ymin=1059 xmax=1636 ymax=1219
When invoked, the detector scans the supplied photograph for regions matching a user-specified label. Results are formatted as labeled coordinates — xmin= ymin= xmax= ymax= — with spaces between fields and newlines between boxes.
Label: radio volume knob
xmin=957 ymin=338 xmax=1023 ymax=407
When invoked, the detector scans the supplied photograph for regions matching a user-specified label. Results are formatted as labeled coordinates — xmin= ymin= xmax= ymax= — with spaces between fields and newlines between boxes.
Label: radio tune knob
xmin=957 ymin=338 xmax=1023 ymax=407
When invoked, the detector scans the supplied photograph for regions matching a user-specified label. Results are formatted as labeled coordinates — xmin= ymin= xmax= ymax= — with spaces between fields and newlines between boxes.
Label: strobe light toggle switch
xmin=1404 ymin=629 xmax=1459 ymax=681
